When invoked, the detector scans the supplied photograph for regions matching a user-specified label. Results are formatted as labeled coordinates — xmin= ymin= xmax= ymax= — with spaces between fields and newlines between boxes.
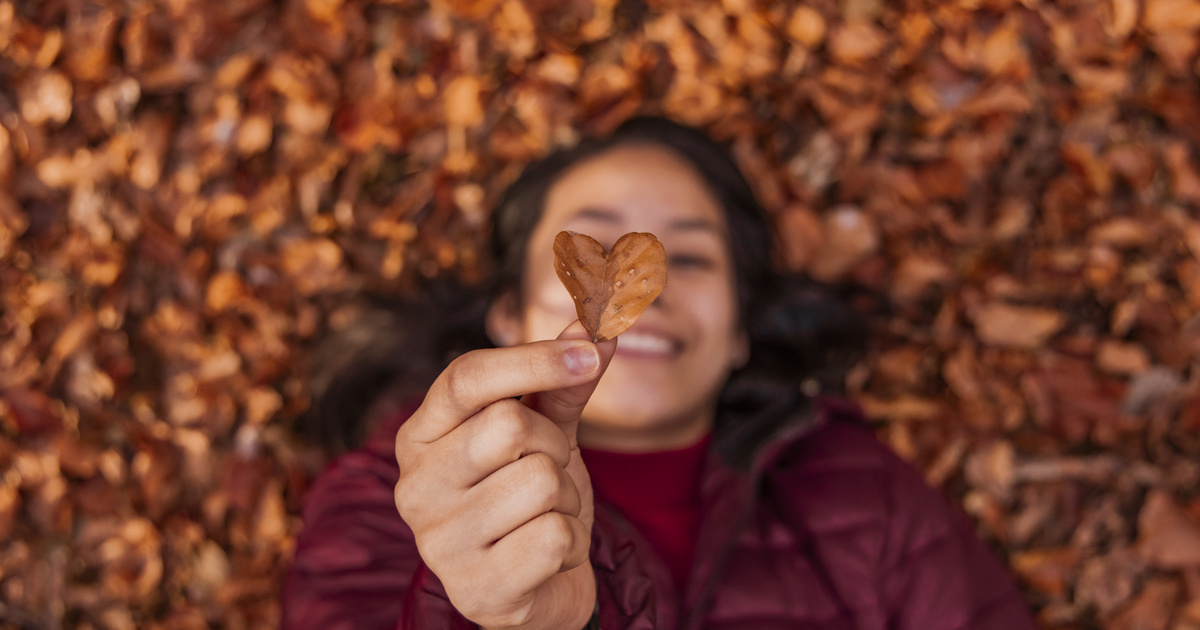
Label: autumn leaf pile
xmin=2 ymin=0 xmax=1200 ymax=627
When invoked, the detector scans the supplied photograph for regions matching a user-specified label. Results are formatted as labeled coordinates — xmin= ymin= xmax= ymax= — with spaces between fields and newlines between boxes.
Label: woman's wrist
xmin=580 ymin=601 xmax=600 ymax=630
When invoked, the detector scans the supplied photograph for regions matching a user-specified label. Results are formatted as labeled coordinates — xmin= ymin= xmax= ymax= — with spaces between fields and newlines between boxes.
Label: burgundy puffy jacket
xmin=282 ymin=401 xmax=1037 ymax=630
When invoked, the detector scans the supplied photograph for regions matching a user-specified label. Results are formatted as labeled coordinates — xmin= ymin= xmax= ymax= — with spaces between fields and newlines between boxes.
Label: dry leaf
xmin=1143 ymin=0 xmax=1200 ymax=34
xmin=786 ymin=6 xmax=826 ymax=48
xmin=444 ymin=76 xmax=485 ymax=128
xmin=828 ymin=22 xmax=887 ymax=65
xmin=19 ymin=71 xmax=73 ymax=127
xmin=553 ymin=231 xmax=667 ymax=342
xmin=1137 ymin=491 xmax=1200 ymax=570
xmin=1074 ymin=549 xmax=1142 ymax=616
xmin=1110 ymin=579 xmax=1179 ymax=630
xmin=808 ymin=205 xmax=879 ymax=282
xmin=1012 ymin=547 xmax=1079 ymax=598
xmin=974 ymin=303 xmax=1065 ymax=349
xmin=1095 ymin=341 xmax=1151 ymax=375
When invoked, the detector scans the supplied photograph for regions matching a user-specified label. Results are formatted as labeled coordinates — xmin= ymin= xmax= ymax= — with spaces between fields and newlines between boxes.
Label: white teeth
xmin=618 ymin=333 xmax=673 ymax=354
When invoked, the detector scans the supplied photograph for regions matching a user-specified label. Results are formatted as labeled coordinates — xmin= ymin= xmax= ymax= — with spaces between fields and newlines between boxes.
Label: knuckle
xmin=483 ymin=397 xmax=523 ymax=429
xmin=440 ymin=356 xmax=479 ymax=410
xmin=393 ymin=476 xmax=429 ymax=524
xmin=393 ymin=478 xmax=416 ymax=517
xmin=522 ymin=452 xmax=563 ymax=500
xmin=540 ymin=512 xmax=577 ymax=557
xmin=394 ymin=424 xmax=417 ymax=469
xmin=473 ymin=401 xmax=527 ymax=462
xmin=491 ymin=399 xmax=532 ymax=442
xmin=525 ymin=450 xmax=559 ymax=474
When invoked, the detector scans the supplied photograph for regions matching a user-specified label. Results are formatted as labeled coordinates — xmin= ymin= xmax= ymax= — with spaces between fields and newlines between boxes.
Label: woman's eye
xmin=668 ymin=254 xmax=715 ymax=269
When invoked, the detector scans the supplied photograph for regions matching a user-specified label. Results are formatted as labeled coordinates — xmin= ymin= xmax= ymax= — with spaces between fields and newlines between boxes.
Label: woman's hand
xmin=394 ymin=322 xmax=615 ymax=630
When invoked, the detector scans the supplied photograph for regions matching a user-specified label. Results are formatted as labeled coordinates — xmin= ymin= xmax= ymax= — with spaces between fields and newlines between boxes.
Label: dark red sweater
xmin=580 ymin=434 xmax=711 ymax=589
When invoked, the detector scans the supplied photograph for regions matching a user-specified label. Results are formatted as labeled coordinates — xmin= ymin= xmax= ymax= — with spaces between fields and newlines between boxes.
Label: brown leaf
xmin=1107 ymin=144 xmax=1158 ymax=189
xmin=1096 ymin=340 xmax=1151 ymax=375
xmin=1107 ymin=0 xmax=1140 ymax=40
xmin=0 ymin=480 xmax=18 ymax=541
xmin=1143 ymin=0 xmax=1200 ymax=34
xmin=776 ymin=205 xmax=823 ymax=272
xmin=437 ymin=0 xmax=504 ymax=20
xmin=1152 ymin=31 xmax=1200 ymax=75
xmin=3 ymin=388 xmax=60 ymax=435
xmin=890 ymin=255 xmax=952 ymax=304
xmin=858 ymin=394 xmax=944 ymax=422
xmin=990 ymin=198 xmax=1032 ymax=241
xmin=1075 ymin=549 xmax=1143 ymax=616
xmin=553 ymin=231 xmax=667 ymax=342
xmin=828 ymin=22 xmax=887 ymax=65
xmin=974 ymin=303 xmax=1065 ymax=349
xmin=63 ymin=7 xmax=118 ymax=82
xmin=785 ymin=6 xmax=826 ymax=48
xmin=1165 ymin=142 xmax=1200 ymax=206
xmin=444 ymin=76 xmax=485 ymax=128
xmin=19 ymin=71 xmax=73 ymax=127
xmin=1137 ymin=490 xmax=1200 ymax=570
xmin=1012 ymin=547 xmax=1079 ymax=598
xmin=808 ymin=205 xmax=879 ymax=282
xmin=964 ymin=440 xmax=1016 ymax=499
xmin=1089 ymin=218 xmax=1154 ymax=248
xmin=1110 ymin=579 xmax=1179 ymax=630
xmin=206 ymin=272 xmax=247 ymax=312
xmin=280 ymin=238 xmax=345 ymax=296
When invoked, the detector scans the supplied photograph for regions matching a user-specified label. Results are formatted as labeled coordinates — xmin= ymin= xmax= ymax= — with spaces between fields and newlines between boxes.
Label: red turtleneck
xmin=580 ymin=434 xmax=711 ymax=589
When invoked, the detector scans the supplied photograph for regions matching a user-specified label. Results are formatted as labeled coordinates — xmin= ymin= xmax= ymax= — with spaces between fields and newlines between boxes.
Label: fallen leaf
xmin=964 ymin=440 xmax=1016 ymax=499
xmin=19 ymin=71 xmax=73 ymax=127
xmin=1110 ymin=578 xmax=1179 ymax=630
xmin=1012 ymin=547 xmax=1079 ymax=598
xmin=1143 ymin=0 xmax=1200 ymax=34
xmin=786 ymin=6 xmax=826 ymax=48
xmin=1096 ymin=341 xmax=1151 ymax=375
xmin=444 ymin=76 xmax=485 ymax=128
xmin=974 ymin=303 xmax=1066 ymax=349
xmin=828 ymin=22 xmax=887 ymax=65
xmin=1074 ymin=549 xmax=1142 ymax=617
xmin=1089 ymin=218 xmax=1153 ymax=248
xmin=553 ymin=231 xmax=667 ymax=342
xmin=1137 ymin=490 xmax=1200 ymax=570
xmin=776 ymin=205 xmax=823 ymax=272
xmin=808 ymin=205 xmax=879 ymax=282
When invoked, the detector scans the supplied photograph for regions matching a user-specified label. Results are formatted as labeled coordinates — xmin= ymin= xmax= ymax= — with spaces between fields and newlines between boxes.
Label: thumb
xmin=521 ymin=321 xmax=616 ymax=446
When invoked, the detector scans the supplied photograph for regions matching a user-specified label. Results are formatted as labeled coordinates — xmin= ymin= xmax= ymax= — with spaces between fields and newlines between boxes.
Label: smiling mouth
xmin=616 ymin=331 xmax=678 ymax=356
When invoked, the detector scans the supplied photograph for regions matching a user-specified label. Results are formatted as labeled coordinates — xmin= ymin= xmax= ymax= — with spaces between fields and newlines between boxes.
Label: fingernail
xmin=564 ymin=345 xmax=599 ymax=375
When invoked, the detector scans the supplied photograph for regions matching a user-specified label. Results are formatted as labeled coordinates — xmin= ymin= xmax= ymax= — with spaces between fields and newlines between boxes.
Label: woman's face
xmin=490 ymin=144 xmax=747 ymax=451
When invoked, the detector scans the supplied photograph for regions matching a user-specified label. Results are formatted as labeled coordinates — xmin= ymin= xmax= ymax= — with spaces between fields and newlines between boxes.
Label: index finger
xmin=521 ymin=322 xmax=616 ymax=441
xmin=405 ymin=337 xmax=603 ymax=444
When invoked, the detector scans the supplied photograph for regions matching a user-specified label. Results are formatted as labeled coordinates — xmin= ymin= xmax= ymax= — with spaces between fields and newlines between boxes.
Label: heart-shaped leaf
xmin=553 ymin=231 xmax=668 ymax=342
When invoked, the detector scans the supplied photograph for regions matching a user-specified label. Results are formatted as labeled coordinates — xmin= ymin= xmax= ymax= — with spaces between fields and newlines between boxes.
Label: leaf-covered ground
xmin=2 ymin=0 xmax=1199 ymax=627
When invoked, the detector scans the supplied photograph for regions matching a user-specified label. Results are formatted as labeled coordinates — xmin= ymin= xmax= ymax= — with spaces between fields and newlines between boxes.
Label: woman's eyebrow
xmin=667 ymin=218 xmax=721 ymax=234
xmin=568 ymin=207 xmax=721 ymax=235
xmin=569 ymin=207 xmax=622 ymax=223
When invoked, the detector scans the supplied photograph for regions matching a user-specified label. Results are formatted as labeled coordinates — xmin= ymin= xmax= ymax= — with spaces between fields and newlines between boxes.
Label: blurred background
xmin=2 ymin=0 xmax=1200 ymax=627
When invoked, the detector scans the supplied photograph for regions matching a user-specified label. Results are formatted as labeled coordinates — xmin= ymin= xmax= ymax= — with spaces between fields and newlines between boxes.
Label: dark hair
xmin=304 ymin=117 xmax=866 ymax=466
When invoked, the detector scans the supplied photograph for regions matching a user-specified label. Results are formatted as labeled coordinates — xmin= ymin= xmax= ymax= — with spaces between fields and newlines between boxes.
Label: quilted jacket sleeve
xmin=767 ymin=420 xmax=1037 ymax=630
xmin=280 ymin=442 xmax=474 ymax=630
xmin=874 ymin=432 xmax=1036 ymax=630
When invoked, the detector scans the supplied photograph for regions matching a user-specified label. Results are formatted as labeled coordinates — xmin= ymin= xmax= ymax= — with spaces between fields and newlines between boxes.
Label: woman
xmin=282 ymin=117 xmax=1036 ymax=629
